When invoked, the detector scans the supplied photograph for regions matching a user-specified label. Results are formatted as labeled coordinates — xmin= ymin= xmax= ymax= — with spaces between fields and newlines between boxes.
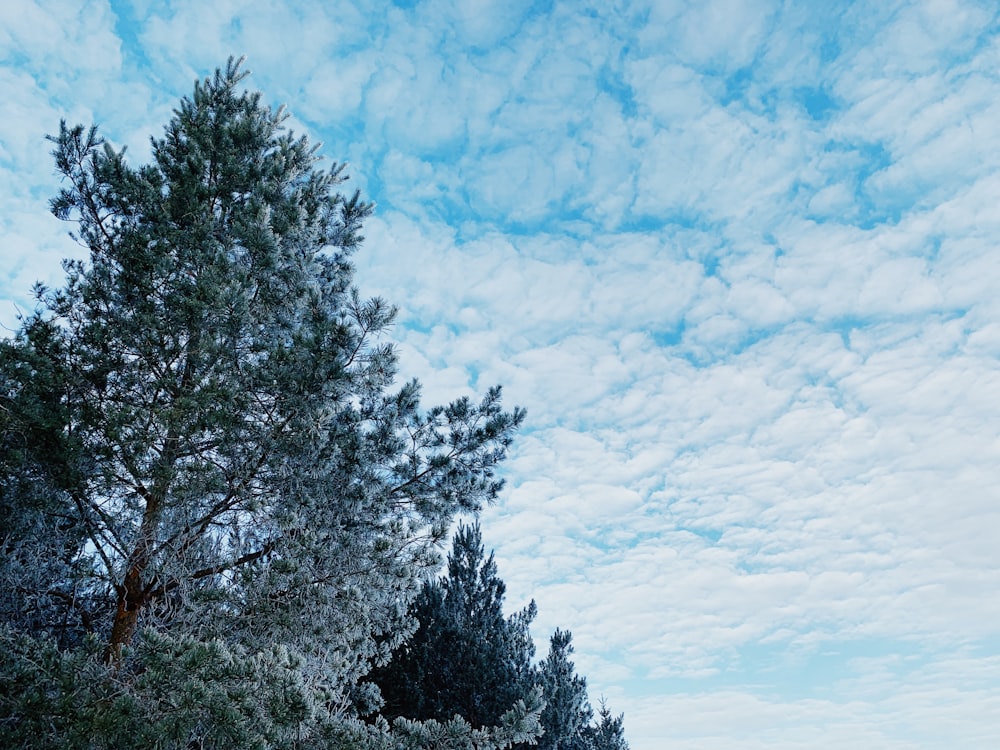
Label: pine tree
xmin=369 ymin=522 xmax=539 ymax=731
xmin=536 ymin=629 xmax=592 ymax=750
xmin=582 ymin=699 xmax=630 ymax=750
xmin=1 ymin=323 xmax=97 ymax=649
xmin=0 ymin=57 xmax=540 ymax=750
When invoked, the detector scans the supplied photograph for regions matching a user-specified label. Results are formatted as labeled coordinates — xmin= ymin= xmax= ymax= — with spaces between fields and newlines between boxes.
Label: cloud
xmin=0 ymin=0 xmax=135 ymax=328
xmin=3 ymin=2 xmax=1000 ymax=748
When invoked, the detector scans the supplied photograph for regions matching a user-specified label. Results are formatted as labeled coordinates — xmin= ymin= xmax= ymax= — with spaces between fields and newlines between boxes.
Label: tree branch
xmin=144 ymin=537 xmax=280 ymax=600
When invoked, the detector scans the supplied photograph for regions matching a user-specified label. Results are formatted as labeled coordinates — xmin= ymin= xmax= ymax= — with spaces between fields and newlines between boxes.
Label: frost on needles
xmin=0 ymin=57 xmax=625 ymax=750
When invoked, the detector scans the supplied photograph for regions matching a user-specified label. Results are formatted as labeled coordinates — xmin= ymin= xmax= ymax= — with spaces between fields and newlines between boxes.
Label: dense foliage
xmin=0 ymin=58 xmax=626 ymax=750
xmin=370 ymin=524 xmax=629 ymax=750
xmin=369 ymin=523 xmax=538 ymax=730
xmin=536 ymin=629 xmax=591 ymax=750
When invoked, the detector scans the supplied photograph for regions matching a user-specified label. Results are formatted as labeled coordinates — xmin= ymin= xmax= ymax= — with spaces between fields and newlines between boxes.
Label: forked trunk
xmin=104 ymin=497 xmax=161 ymax=665
xmin=104 ymin=566 xmax=146 ymax=665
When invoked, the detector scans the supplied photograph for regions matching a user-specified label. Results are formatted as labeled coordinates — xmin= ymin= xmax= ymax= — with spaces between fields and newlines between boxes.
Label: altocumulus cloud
xmin=2 ymin=1 xmax=1000 ymax=748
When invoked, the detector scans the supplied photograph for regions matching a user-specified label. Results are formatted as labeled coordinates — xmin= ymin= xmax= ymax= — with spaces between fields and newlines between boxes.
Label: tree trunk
xmin=103 ymin=363 xmax=188 ymax=664
xmin=104 ymin=566 xmax=145 ymax=664
xmin=104 ymin=494 xmax=161 ymax=665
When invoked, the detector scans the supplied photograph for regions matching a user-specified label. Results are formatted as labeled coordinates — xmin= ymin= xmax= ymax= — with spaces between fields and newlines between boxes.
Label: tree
xmin=366 ymin=526 xmax=633 ymax=750
xmin=0 ymin=57 xmax=540 ymax=749
xmin=536 ymin=629 xmax=592 ymax=750
xmin=1 ymin=323 xmax=98 ymax=649
xmin=582 ymin=700 xmax=629 ymax=750
xmin=369 ymin=522 xmax=539 ymax=731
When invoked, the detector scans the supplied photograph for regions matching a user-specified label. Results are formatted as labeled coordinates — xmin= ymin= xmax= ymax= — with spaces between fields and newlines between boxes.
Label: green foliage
xmin=0 ymin=624 xmax=545 ymax=750
xmin=0 ymin=318 xmax=98 ymax=648
xmin=368 ymin=522 xmax=539 ymax=730
xmin=582 ymin=700 xmax=629 ymax=750
xmin=0 ymin=627 xmax=316 ymax=750
xmin=367 ymin=524 xmax=632 ymax=750
xmin=0 ymin=57 xmax=534 ymax=749
xmin=537 ymin=630 xmax=591 ymax=750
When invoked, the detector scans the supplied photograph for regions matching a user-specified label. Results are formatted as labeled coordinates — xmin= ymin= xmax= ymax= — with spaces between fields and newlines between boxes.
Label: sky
xmin=2 ymin=1 xmax=1000 ymax=747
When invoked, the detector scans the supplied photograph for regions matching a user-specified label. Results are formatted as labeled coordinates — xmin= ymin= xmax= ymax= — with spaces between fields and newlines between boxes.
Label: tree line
xmin=0 ymin=57 xmax=628 ymax=750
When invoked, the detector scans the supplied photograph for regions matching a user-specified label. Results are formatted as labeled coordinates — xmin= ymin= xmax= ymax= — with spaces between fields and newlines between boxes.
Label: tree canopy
xmin=0 ymin=57 xmax=627 ymax=750
xmin=369 ymin=522 xmax=538 ymax=730
xmin=369 ymin=523 xmax=629 ymax=750
xmin=0 ymin=57 xmax=537 ymax=750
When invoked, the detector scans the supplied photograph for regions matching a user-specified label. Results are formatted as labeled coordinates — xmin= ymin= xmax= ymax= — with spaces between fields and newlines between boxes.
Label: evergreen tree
xmin=367 ymin=526 xmax=633 ymax=750
xmin=582 ymin=700 xmax=629 ymax=750
xmin=370 ymin=522 xmax=539 ymax=730
xmin=0 ymin=58 xmax=540 ymax=749
xmin=536 ymin=629 xmax=592 ymax=750
xmin=1 ymin=325 xmax=98 ymax=649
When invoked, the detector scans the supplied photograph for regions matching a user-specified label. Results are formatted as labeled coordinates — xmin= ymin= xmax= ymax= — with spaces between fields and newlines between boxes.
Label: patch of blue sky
xmin=795 ymin=86 xmax=839 ymax=121
xmin=618 ymin=209 xmax=724 ymax=237
xmin=662 ymin=321 xmax=791 ymax=370
xmin=713 ymin=72 xmax=792 ymax=123
xmin=675 ymin=525 xmax=723 ymax=545
xmin=778 ymin=157 xmax=897 ymax=231
xmin=0 ymin=46 xmax=32 ymax=72
xmin=821 ymin=315 xmax=871 ymax=349
xmin=462 ymin=203 xmax=593 ymax=239
xmin=650 ymin=320 xmax=686 ymax=348
xmin=638 ymin=653 xmax=824 ymax=697
xmin=6 ymin=3 xmax=1000 ymax=748
xmin=661 ymin=345 xmax=706 ymax=370
xmin=817 ymin=31 xmax=842 ymax=66
xmin=597 ymin=59 xmax=639 ymax=120
xmin=729 ymin=639 xmax=932 ymax=696
xmin=729 ymin=323 xmax=790 ymax=355
xmin=718 ymin=66 xmax=754 ymax=107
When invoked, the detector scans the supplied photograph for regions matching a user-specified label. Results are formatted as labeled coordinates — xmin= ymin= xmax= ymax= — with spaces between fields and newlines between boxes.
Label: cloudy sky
xmin=3 ymin=1 xmax=1000 ymax=747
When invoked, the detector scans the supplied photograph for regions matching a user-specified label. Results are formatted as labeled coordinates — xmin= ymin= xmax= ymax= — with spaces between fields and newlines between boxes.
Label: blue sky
xmin=2 ymin=1 xmax=1000 ymax=747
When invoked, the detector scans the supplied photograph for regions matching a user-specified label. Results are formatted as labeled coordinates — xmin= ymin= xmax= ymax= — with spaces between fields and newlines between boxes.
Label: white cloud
xmin=637 ymin=0 xmax=779 ymax=71
xmin=0 ymin=0 xmax=137 ymax=329
xmin=3 ymin=2 xmax=1000 ymax=748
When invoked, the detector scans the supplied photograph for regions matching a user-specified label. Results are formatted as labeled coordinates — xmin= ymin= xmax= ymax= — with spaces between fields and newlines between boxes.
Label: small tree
xmin=0 ymin=57 xmax=539 ymax=749
xmin=370 ymin=522 xmax=539 ymax=730
xmin=537 ymin=629 xmax=592 ymax=750
xmin=583 ymin=699 xmax=630 ymax=750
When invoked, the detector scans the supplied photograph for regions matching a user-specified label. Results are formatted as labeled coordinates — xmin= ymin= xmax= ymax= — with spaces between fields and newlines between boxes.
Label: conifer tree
xmin=369 ymin=522 xmax=539 ymax=730
xmin=0 ymin=58 xmax=540 ymax=750
xmin=582 ymin=700 xmax=630 ymax=750
xmin=364 ymin=526 xmax=632 ymax=750
xmin=536 ymin=629 xmax=592 ymax=750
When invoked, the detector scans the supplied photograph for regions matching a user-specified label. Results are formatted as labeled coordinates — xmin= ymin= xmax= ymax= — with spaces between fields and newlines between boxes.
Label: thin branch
xmin=44 ymin=587 xmax=96 ymax=632
xmin=144 ymin=537 xmax=279 ymax=600
xmin=68 ymin=490 xmax=121 ymax=589
xmin=152 ymin=446 xmax=271 ymax=559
